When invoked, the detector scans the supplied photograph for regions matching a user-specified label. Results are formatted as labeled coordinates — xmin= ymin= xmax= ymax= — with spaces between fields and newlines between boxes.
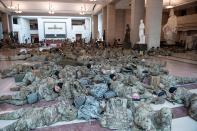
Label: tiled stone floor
xmin=172 ymin=50 xmax=197 ymax=61
xmin=152 ymin=56 xmax=197 ymax=77
xmin=35 ymin=121 xmax=111 ymax=131
xmin=0 ymin=50 xmax=197 ymax=131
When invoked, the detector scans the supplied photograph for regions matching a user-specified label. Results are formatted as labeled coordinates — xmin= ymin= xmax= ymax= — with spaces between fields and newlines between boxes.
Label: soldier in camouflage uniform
xmin=188 ymin=94 xmax=197 ymax=121
xmin=18 ymin=71 xmax=37 ymax=86
xmin=0 ymin=70 xmax=39 ymax=105
xmin=59 ymin=65 xmax=79 ymax=81
xmin=110 ymin=77 xmax=153 ymax=103
xmin=0 ymin=84 xmax=37 ymax=105
xmin=133 ymin=104 xmax=155 ymax=131
xmin=161 ymin=75 xmax=197 ymax=88
xmin=58 ymin=80 xmax=88 ymax=101
xmin=152 ymin=107 xmax=172 ymax=131
xmin=133 ymin=104 xmax=172 ymax=131
xmin=170 ymin=87 xmax=197 ymax=120
xmin=77 ymin=96 xmax=101 ymax=120
xmin=100 ymin=98 xmax=133 ymax=130
xmin=0 ymin=77 xmax=62 ymax=105
xmin=0 ymin=101 xmax=77 ymax=131
xmin=38 ymin=77 xmax=63 ymax=101
xmin=1 ymin=64 xmax=32 ymax=78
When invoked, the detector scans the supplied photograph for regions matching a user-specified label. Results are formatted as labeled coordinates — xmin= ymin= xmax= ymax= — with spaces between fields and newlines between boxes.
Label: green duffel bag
xmin=14 ymin=73 xmax=25 ymax=82
xmin=27 ymin=92 xmax=38 ymax=104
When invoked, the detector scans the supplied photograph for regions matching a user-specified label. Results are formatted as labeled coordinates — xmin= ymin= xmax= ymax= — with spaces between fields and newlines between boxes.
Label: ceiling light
xmin=89 ymin=0 xmax=97 ymax=1
xmin=79 ymin=5 xmax=85 ymax=15
xmin=7 ymin=0 xmax=15 ymax=10
xmin=165 ymin=0 xmax=174 ymax=9
xmin=49 ymin=10 xmax=55 ymax=14
xmin=79 ymin=11 xmax=85 ymax=15
xmin=48 ymin=0 xmax=55 ymax=14
xmin=15 ymin=10 xmax=22 ymax=14
xmin=15 ymin=4 xmax=22 ymax=14
xmin=166 ymin=5 xmax=174 ymax=9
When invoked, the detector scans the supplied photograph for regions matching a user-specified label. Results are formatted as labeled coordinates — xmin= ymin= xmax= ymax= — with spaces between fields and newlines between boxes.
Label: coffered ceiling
xmin=0 ymin=0 xmax=196 ymax=16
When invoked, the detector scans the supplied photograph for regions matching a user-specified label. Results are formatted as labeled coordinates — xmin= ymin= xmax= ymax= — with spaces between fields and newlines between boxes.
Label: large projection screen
xmin=44 ymin=22 xmax=66 ymax=38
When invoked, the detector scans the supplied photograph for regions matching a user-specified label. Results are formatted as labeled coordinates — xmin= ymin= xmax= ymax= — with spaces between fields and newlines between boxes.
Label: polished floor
xmin=172 ymin=50 xmax=197 ymax=61
xmin=0 ymin=50 xmax=197 ymax=131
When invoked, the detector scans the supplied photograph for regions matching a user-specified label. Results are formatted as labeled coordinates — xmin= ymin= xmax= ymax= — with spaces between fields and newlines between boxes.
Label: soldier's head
xmin=54 ymin=70 xmax=60 ymax=79
xmin=54 ymin=82 xmax=63 ymax=93
xmin=59 ymin=72 xmax=64 ymax=79
xmin=169 ymin=87 xmax=178 ymax=99
xmin=76 ymin=70 xmax=83 ymax=79
xmin=31 ymin=66 xmax=34 ymax=70
xmin=87 ymin=63 xmax=91 ymax=69
xmin=110 ymin=74 xmax=117 ymax=81
xmin=169 ymin=87 xmax=177 ymax=93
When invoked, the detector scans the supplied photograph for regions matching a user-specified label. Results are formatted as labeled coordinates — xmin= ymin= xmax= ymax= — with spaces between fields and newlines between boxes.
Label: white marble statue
xmin=163 ymin=9 xmax=177 ymax=45
xmin=139 ymin=19 xmax=145 ymax=44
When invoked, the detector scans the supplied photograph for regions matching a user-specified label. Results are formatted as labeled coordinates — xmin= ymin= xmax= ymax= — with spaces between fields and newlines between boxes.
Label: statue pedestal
xmin=133 ymin=43 xmax=147 ymax=53
xmin=123 ymin=42 xmax=131 ymax=49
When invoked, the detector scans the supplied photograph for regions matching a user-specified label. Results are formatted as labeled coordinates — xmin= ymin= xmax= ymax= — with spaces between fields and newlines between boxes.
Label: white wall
xmin=70 ymin=17 xmax=91 ymax=42
xmin=12 ymin=16 xmax=92 ymax=43
xmin=21 ymin=18 xmax=31 ymax=43
xmin=13 ymin=18 xmax=31 ymax=43
xmin=30 ymin=30 xmax=38 ymax=34
xmin=37 ymin=17 xmax=68 ymax=41
xmin=37 ymin=16 xmax=91 ymax=42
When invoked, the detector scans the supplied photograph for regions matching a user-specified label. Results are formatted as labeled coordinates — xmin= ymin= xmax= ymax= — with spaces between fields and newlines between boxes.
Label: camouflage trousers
xmin=0 ymin=102 xmax=77 ymax=131
xmin=0 ymin=85 xmax=36 ymax=106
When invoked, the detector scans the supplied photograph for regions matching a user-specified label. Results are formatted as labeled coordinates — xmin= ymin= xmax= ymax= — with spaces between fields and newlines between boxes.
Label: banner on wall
xmin=44 ymin=22 xmax=66 ymax=38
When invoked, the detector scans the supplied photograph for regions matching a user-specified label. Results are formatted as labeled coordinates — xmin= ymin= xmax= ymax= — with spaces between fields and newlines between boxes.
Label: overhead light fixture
xmin=166 ymin=0 xmax=174 ymax=9
xmin=79 ymin=6 xmax=84 ymax=15
xmin=48 ymin=0 xmax=55 ymax=14
xmin=8 ymin=0 xmax=15 ymax=10
xmin=89 ymin=0 xmax=97 ymax=1
xmin=79 ymin=5 xmax=87 ymax=15
xmin=15 ymin=4 xmax=22 ymax=14
xmin=48 ymin=10 xmax=55 ymax=14
xmin=80 ymin=12 xmax=85 ymax=15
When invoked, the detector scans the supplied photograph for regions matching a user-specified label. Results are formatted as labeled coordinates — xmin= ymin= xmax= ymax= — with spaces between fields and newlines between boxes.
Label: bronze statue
xmin=123 ymin=24 xmax=131 ymax=48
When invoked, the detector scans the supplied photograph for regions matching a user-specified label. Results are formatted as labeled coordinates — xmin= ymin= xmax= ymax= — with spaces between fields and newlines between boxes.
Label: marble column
xmin=130 ymin=0 xmax=145 ymax=46
xmin=8 ymin=15 xmax=13 ymax=32
xmin=92 ymin=15 xmax=98 ymax=40
xmin=1 ymin=13 xmax=10 ymax=39
xmin=145 ymin=0 xmax=163 ymax=49
xmin=106 ymin=3 xmax=116 ymax=45
xmin=115 ymin=9 xmax=125 ymax=42
xmin=102 ymin=7 xmax=107 ymax=41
